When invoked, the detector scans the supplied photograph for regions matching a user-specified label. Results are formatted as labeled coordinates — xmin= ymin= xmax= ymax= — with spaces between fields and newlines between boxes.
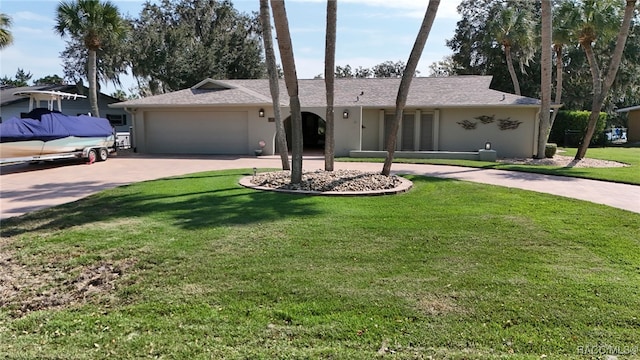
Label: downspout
xmin=124 ymin=107 xmax=137 ymax=152
xmin=533 ymin=108 xmax=541 ymax=158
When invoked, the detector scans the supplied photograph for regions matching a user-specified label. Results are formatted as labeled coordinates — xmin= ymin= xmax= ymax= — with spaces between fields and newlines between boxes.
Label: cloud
xmin=12 ymin=10 xmax=55 ymax=24
xmin=293 ymin=0 xmax=461 ymax=20
xmin=343 ymin=0 xmax=460 ymax=19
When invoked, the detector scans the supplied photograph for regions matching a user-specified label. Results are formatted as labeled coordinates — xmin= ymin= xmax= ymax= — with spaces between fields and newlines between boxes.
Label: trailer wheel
xmin=87 ymin=149 xmax=97 ymax=164
xmin=98 ymin=147 xmax=108 ymax=162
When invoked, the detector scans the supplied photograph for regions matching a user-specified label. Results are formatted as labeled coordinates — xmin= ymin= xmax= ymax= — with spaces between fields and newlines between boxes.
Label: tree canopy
xmin=55 ymin=0 xmax=128 ymax=117
xmin=0 ymin=69 xmax=33 ymax=87
xmin=0 ymin=13 xmax=13 ymax=49
xmin=127 ymin=0 xmax=265 ymax=94
xmin=445 ymin=0 xmax=640 ymax=111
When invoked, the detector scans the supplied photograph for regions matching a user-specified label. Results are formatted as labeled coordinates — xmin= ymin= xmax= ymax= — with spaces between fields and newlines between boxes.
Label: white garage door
xmin=145 ymin=111 xmax=248 ymax=154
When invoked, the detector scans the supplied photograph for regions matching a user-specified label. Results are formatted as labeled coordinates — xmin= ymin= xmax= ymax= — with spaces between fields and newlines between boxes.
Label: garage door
xmin=145 ymin=111 xmax=248 ymax=154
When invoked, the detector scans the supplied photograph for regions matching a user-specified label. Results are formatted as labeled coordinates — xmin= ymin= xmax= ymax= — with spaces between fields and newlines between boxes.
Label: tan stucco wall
xmin=627 ymin=109 xmax=640 ymax=143
xmin=358 ymin=107 xmax=538 ymax=158
xmin=438 ymin=108 xmax=538 ymax=158
xmin=129 ymin=105 xmax=539 ymax=158
xmin=261 ymin=106 xmax=362 ymax=157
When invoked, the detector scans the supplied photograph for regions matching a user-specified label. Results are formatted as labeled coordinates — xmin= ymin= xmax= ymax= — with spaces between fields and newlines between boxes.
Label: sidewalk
xmin=1 ymin=154 xmax=638 ymax=220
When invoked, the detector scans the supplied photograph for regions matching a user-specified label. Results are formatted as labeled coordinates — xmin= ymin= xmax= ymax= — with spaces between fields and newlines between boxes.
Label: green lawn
xmin=339 ymin=147 xmax=640 ymax=185
xmin=1 ymin=169 xmax=639 ymax=359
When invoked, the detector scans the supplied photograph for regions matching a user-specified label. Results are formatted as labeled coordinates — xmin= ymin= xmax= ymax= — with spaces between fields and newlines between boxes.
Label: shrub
xmin=545 ymin=143 xmax=557 ymax=158
xmin=549 ymin=111 xmax=608 ymax=147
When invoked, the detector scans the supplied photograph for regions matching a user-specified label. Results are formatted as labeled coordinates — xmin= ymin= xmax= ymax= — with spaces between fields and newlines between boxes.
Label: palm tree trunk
xmin=536 ymin=0 xmax=552 ymax=159
xmin=259 ymin=0 xmax=290 ymax=170
xmin=88 ymin=49 xmax=100 ymax=117
xmin=575 ymin=41 xmax=603 ymax=160
xmin=550 ymin=44 xmax=563 ymax=129
xmin=382 ymin=0 xmax=440 ymax=176
xmin=576 ymin=0 xmax=637 ymax=160
xmin=270 ymin=0 xmax=303 ymax=184
xmin=504 ymin=45 xmax=521 ymax=96
xmin=324 ymin=0 xmax=337 ymax=172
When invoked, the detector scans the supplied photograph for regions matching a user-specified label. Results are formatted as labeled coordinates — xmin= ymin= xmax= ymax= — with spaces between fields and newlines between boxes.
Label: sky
xmin=0 ymin=0 xmax=462 ymax=95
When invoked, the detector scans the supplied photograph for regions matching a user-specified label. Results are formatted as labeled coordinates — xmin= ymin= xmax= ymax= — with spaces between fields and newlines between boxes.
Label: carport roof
xmin=616 ymin=105 xmax=640 ymax=113
xmin=110 ymin=76 xmax=541 ymax=109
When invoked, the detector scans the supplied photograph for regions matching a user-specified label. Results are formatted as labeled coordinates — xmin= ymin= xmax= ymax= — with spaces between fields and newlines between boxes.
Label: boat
xmin=0 ymin=90 xmax=115 ymax=164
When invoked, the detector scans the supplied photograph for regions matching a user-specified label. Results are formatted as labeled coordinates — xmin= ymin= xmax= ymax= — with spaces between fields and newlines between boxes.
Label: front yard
xmin=1 ymin=169 xmax=638 ymax=359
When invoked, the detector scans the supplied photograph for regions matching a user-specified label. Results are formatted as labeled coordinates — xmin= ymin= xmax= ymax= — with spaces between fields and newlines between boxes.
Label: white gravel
xmin=497 ymin=155 xmax=628 ymax=168
xmin=251 ymin=169 xmax=402 ymax=192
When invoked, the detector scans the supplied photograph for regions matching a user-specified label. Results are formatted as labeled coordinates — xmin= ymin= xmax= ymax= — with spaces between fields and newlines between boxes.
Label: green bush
xmin=549 ymin=110 xmax=608 ymax=147
xmin=545 ymin=143 xmax=557 ymax=158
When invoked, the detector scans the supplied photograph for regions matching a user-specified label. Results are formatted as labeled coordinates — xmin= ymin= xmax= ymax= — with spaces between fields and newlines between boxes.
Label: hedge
xmin=548 ymin=110 xmax=608 ymax=147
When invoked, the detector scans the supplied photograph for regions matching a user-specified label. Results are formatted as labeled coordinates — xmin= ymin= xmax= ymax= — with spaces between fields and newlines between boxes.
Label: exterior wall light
xmin=258 ymin=108 xmax=265 ymax=117
xmin=343 ymin=109 xmax=349 ymax=119
xmin=485 ymin=141 xmax=492 ymax=150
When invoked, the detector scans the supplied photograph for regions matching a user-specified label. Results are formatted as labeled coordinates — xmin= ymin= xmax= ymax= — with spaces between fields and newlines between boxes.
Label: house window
xmin=401 ymin=113 xmax=415 ymax=151
xmin=420 ymin=113 xmax=434 ymax=151
xmin=106 ymin=114 xmax=127 ymax=126
xmin=383 ymin=114 xmax=394 ymax=150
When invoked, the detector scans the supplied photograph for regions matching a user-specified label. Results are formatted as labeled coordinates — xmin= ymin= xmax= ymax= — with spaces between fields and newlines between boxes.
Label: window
xmin=106 ymin=114 xmax=127 ymax=126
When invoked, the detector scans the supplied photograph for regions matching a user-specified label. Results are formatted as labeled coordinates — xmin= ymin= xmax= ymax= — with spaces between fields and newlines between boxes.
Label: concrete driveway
xmin=1 ymin=153 xmax=639 ymax=220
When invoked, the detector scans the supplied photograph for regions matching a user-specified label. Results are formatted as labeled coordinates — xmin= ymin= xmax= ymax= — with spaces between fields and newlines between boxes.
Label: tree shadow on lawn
xmin=0 ymin=170 xmax=325 ymax=237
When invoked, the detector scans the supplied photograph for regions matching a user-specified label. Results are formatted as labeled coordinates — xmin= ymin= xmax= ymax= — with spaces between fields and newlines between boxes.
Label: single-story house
xmin=616 ymin=105 xmax=640 ymax=143
xmin=110 ymin=76 xmax=546 ymax=158
xmin=0 ymin=84 xmax=130 ymax=132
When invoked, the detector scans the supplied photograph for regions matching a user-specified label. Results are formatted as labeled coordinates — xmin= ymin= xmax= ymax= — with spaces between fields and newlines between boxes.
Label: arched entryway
xmin=280 ymin=112 xmax=326 ymax=154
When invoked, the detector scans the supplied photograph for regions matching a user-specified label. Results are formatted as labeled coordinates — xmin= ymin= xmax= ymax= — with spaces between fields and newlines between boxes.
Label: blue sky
xmin=0 ymin=0 xmax=461 ymax=94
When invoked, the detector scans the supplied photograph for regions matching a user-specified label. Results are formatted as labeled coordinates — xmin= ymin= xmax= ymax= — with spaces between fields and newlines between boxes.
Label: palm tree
xmin=0 ymin=13 xmax=13 ymax=49
xmin=549 ymin=1 xmax=575 ymax=131
xmin=259 ymin=0 xmax=290 ymax=171
xmin=55 ymin=0 xmax=127 ymax=117
xmin=324 ymin=0 xmax=337 ymax=172
xmin=270 ymin=0 xmax=303 ymax=184
xmin=382 ymin=0 xmax=440 ymax=176
xmin=572 ymin=0 xmax=637 ymax=159
xmin=536 ymin=0 xmax=553 ymax=159
xmin=489 ymin=3 xmax=535 ymax=96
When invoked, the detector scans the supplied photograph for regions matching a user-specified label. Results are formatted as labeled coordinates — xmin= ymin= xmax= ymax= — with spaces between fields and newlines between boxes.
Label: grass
xmin=339 ymin=147 xmax=640 ymax=185
xmin=1 ymin=169 xmax=639 ymax=359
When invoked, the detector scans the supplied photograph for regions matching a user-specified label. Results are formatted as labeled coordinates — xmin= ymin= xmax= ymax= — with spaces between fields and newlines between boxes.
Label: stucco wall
xmin=438 ymin=107 xmax=538 ymax=158
xmin=361 ymin=109 xmax=381 ymax=151
xmin=128 ymin=105 xmax=539 ymax=158
xmin=358 ymin=107 xmax=538 ymax=158
xmin=628 ymin=109 xmax=640 ymax=143
xmin=261 ymin=106 xmax=361 ymax=157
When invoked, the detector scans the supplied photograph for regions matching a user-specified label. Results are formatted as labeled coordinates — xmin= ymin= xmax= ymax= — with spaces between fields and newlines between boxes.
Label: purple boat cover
xmin=0 ymin=109 xmax=114 ymax=143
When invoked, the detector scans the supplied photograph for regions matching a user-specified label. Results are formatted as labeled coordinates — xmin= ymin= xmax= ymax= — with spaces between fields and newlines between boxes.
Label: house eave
xmin=358 ymin=104 xmax=542 ymax=109
xmin=109 ymin=102 xmax=273 ymax=109
xmin=616 ymin=105 xmax=640 ymax=113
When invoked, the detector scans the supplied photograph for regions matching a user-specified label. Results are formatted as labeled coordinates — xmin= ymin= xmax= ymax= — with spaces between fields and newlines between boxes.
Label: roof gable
xmin=192 ymin=78 xmax=237 ymax=91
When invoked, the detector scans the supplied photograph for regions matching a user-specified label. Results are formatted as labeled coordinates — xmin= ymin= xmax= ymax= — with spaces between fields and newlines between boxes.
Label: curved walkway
xmin=1 ymin=154 xmax=638 ymax=220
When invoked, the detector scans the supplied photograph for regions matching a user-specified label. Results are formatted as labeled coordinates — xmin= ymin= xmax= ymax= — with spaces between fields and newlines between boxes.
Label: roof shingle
xmin=111 ymin=76 xmax=540 ymax=109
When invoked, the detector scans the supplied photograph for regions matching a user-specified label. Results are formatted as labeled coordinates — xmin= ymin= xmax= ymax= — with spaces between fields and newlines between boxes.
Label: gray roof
xmin=616 ymin=105 xmax=640 ymax=113
xmin=111 ymin=76 xmax=541 ymax=109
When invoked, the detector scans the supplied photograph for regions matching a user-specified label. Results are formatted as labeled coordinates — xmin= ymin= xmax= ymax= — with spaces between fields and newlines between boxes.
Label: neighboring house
xmin=0 ymin=84 xmax=130 ymax=132
xmin=616 ymin=105 xmax=640 ymax=143
xmin=110 ymin=76 xmax=546 ymax=158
